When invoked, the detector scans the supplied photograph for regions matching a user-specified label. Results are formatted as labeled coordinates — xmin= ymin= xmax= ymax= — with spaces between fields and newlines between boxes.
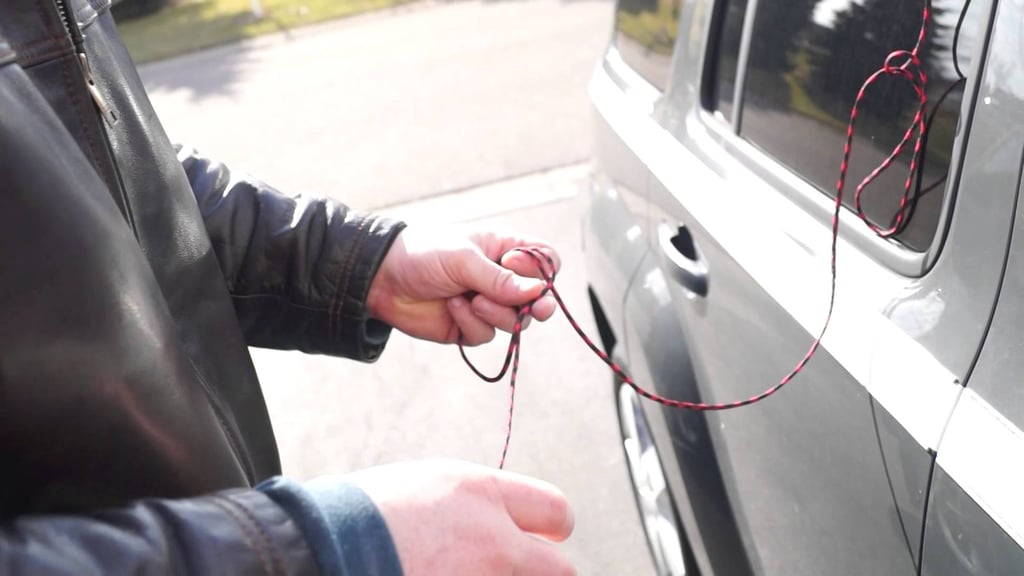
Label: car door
xmin=603 ymin=0 xmax=1010 ymax=574
xmin=920 ymin=2 xmax=1024 ymax=572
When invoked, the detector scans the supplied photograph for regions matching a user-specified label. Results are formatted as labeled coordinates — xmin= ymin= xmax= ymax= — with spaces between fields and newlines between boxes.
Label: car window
xmin=615 ymin=0 xmax=681 ymax=91
xmin=711 ymin=0 xmax=974 ymax=251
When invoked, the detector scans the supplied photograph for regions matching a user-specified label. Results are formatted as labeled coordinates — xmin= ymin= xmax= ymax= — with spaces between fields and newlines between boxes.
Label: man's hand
xmin=348 ymin=460 xmax=576 ymax=576
xmin=367 ymin=227 xmax=562 ymax=345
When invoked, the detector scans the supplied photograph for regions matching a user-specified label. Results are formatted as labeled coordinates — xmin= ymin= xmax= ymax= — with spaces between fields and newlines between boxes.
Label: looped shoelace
xmin=459 ymin=0 xmax=964 ymax=469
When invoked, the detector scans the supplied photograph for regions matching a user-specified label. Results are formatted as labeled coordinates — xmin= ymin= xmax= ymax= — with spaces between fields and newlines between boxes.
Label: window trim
xmin=699 ymin=0 xmax=747 ymax=122
xmin=729 ymin=0 xmax=758 ymax=130
xmin=604 ymin=46 xmax=663 ymax=115
xmin=694 ymin=0 xmax=995 ymax=277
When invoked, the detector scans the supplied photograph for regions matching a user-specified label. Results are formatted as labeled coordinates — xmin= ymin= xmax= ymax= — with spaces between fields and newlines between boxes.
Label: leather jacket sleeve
xmin=178 ymin=146 xmax=407 ymax=361
xmin=0 ymin=489 xmax=317 ymax=575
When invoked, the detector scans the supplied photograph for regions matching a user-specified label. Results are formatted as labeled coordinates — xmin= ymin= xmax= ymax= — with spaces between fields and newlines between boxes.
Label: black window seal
xmin=730 ymin=0 xmax=759 ymax=131
xmin=698 ymin=0 xmax=732 ymax=114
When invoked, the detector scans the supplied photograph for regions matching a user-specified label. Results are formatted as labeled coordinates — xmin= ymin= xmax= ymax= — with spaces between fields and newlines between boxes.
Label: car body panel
xmin=585 ymin=0 xmax=1024 ymax=573
xmin=921 ymin=466 xmax=1024 ymax=576
xmin=623 ymin=250 xmax=753 ymax=575
xmin=582 ymin=53 xmax=661 ymax=355
xmin=927 ymin=0 xmax=1024 ymax=567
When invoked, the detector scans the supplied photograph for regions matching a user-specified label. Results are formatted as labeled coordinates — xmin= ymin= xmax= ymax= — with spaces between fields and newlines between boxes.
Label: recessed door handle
xmin=658 ymin=223 xmax=709 ymax=297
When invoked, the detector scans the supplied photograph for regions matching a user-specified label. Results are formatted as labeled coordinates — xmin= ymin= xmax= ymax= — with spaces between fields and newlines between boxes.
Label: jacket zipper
xmin=53 ymin=0 xmax=117 ymax=126
xmin=52 ymin=0 xmax=137 ymax=236
xmin=49 ymin=0 xmax=258 ymax=487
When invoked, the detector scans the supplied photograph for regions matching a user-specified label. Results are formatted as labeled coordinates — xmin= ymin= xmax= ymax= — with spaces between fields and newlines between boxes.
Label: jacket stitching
xmin=336 ymin=217 xmax=372 ymax=344
xmin=221 ymin=494 xmax=287 ymax=575
xmin=9 ymin=36 xmax=67 ymax=50
xmin=239 ymin=179 xmax=264 ymax=294
xmin=12 ymin=42 xmax=69 ymax=69
xmin=326 ymin=222 xmax=353 ymax=339
xmin=184 ymin=354 xmax=258 ymax=485
xmin=211 ymin=496 xmax=273 ymax=576
xmin=34 ymin=0 xmax=107 ymax=187
xmin=60 ymin=56 xmax=103 ymax=172
xmin=329 ymin=217 xmax=370 ymax=343
xmin=230 ymin=293 xmax=329 ymax=312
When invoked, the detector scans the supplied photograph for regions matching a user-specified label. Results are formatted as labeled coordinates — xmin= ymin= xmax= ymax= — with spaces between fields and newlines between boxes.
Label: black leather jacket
xmin=0 ymin=0 xmax=404 ymax=571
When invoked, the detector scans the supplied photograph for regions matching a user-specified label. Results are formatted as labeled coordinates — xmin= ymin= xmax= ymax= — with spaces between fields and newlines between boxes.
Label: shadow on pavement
xmin=135 ymin=25 xmax=262 ymax=101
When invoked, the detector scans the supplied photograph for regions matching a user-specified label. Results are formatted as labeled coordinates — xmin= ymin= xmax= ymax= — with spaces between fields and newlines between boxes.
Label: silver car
xmin=582 ymin=0 xmax=1024 ymax=574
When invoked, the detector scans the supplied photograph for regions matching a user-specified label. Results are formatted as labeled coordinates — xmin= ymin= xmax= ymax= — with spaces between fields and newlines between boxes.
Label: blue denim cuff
xmin=257 ymin=476 xmax=403 ymax=576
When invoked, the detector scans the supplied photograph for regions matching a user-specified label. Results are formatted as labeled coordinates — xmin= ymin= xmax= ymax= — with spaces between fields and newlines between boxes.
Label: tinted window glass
xmin=615 ymin=0 xmax=681 ymax=90
xmin=739 ymin=0 xmax=972 ymax=251
xmin=710 ymin=0 xmax=748 ymax=121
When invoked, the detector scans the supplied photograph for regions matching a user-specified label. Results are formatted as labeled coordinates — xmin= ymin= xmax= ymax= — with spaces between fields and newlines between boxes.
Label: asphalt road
xmin=140 ymin=0 xmax=614 ymax=209
xmin=142 ymin=1 xmax=655 ymax=574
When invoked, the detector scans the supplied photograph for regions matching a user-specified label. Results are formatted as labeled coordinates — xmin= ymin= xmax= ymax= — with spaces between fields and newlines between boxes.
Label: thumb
xmin=460 ymin=251 xmax=546 ymax=306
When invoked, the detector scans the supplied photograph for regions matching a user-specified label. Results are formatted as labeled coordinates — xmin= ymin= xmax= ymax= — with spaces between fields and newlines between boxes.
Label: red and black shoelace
xmin=459 ymin=0 xmax=972 ymax=469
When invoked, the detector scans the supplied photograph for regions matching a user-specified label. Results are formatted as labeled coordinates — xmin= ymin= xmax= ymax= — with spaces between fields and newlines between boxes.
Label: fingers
xmin=447 ymin=296 xmax=495 ymax=346
xmin=469 ymin=294 xmax=558 ymax=332
xmin=470 ymin=296 xmax=531 ymax=333
xmin=500 ymin=247 xmax=561 ymax=281
xmin=527 ymin=295 xmax=557 ymax=322
xmin=448 ymin=232 xmax=562 ymax=335
xmin=497 ymin=246 xmax=558 ymax=321
xmin=494 ymin=470 xmax=575 ymax=542
xmin=457 ymin=231 xmax=562 ymax=308
xmin=477 ymin=230 xmax=562 ymax=273
xmin=457 ymin=255 xmax=547 ymax=307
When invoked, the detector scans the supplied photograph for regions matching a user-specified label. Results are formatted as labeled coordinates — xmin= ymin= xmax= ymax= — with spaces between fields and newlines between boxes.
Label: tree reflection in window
xmin=615 ymin=0 xmax=681 ymax=91
xmin=739 ymin=0 xmax=973 ymax=251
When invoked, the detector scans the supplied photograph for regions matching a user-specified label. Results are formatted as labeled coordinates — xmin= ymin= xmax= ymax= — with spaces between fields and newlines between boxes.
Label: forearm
xmin=0 ymin=489 xmax=315 ymax=575
xmin=178 ymin=145 xmax=406 ymax=360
